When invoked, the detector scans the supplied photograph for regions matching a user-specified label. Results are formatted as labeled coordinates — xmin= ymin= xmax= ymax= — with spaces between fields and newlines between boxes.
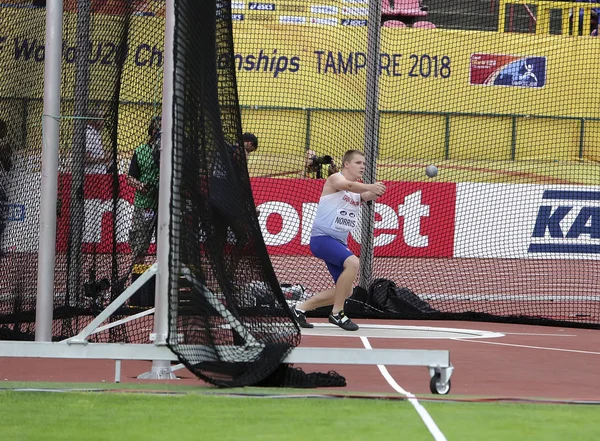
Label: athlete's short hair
xmin=342 ymin=150 xmax=364 ymax=167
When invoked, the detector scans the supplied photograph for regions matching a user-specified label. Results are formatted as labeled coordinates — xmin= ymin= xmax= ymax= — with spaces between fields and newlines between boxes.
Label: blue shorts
xmin=310 ymin=235 xmax=354 ymax=283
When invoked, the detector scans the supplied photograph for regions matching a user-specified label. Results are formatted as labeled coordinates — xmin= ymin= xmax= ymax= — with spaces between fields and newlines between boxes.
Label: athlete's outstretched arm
xmin=326 ymin=173 xmax=385 ymax=195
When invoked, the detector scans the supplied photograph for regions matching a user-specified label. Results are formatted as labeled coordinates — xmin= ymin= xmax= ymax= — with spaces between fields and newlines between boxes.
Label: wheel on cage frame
xmin=429 ymin=372 xmax=451 ymax=395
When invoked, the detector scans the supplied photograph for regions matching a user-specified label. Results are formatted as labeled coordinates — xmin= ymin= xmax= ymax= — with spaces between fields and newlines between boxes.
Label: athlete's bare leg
xmin=297 ymin=255 xmax=359 ymax=313
xmin=331 ymin=255 xmax=359 ymax=314
xmin=296 ymin=288 xmax=335 ymax=312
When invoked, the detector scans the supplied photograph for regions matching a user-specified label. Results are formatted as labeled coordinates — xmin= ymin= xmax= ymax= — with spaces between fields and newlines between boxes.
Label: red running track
xmin=1 ymin=320 xmax=599 ymax=401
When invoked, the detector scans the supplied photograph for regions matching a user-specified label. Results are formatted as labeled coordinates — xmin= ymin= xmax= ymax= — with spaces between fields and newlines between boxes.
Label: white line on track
xmin=453 ymin=339 xmax=600 ymax=355
xmin=501 ymin=333 xmax=577 ymax=337
xmin=360 ymin=336 xmax=448 ymax=441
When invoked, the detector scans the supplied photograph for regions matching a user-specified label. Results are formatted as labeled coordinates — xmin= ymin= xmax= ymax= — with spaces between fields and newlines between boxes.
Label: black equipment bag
xmin=368 ymin=278 xmax=438 ymax=315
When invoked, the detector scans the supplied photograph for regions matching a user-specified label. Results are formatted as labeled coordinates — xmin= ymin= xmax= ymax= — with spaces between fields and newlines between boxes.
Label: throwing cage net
xmin=165 ymin=0 xmax=300 ymax=387
xmin=1 ymin=1 xmax=169 ymax=341
xmin=232 ymin=0 xmax=600 ymax=328
xmin=0 ymin=0 xmax=165 ymax=343
xmin=0 ymin=0 xmax=300 ymax=387
xmin=1 ymin=0 xmax=599 ymax=364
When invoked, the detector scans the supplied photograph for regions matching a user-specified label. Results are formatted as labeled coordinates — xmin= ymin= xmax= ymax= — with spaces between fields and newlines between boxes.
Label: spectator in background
xmin=205 ymin=132 xmax=259 ymax=292
xmin=242 ymin=132 xmax=258 ymax=157
xmin=304 ymin=149 xmax=339 ymax=179
xmin=571 ymin=0 xmax=600 ymax=35
xmin=85 ymin=107 xmax=109 ymax=174
xmin=209 ymin=132 xmax=259 ymax=227
xmin=0 ymin=120 xmax=12 ymax=252
xmin=127 ymin=116 xmax=161 ymax=265
xmin=591 ymin=10 xmax=598 ymax=35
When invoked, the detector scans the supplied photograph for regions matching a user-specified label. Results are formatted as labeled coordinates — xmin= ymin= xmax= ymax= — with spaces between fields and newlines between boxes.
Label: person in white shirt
xmin=291 ymin=150 xmax=386 ymax=331
xmin=85 ymin=108 xmax=108 ymax=174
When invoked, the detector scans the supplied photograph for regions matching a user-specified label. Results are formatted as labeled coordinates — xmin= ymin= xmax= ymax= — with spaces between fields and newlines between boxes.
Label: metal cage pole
xmin=36 ymin=0 xmax=64 ymax=341
xmin=66 ymin=0 xmax=92 ymax=314
xmin=358 ymin=0 xmax=383 ymax=291
xmin=138 ymin=0 xmax=177 ymax=379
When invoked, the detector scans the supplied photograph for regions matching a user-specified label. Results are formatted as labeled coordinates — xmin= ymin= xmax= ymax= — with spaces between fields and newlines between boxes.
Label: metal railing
xmin=498 ymin=0 xmax=600 ymax=35
xmin=241 ymin=104 xmax=600 ymax=161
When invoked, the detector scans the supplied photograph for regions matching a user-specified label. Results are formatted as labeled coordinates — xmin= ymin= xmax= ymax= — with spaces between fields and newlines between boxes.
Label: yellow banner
xmin=1 ymin=7 xmax=599 ymax=160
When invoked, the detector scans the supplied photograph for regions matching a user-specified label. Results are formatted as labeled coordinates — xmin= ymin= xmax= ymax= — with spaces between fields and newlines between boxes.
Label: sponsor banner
xmin=252 ymin=178 xmax=456 ymax=257
xmin=4 ymin=8 xmax=600 ymax=157
xmin=454 ymin=183 xmax=600 ymax=259
xmin=232 ymin=13 xmax=245 ymax=21
xmin=4 ymin=172 xmax=153 ymax=254
xmin=3 ymin=172 xmax=150 ymax=254
xmin=340 ymin=18 xmax=367 ymax=26
xmin=55 ymin=174 xmax=138 ymax=254
xmin=341 ymin=6 xmax=369 ymax=16
xmin=278 ymin=4 xmax=308 ymax=12
xmin=279 ymin=15 xmax=307 ymax=24
xmin=2 ymin=170 xmax=40 ymax=253
xmin=310 ymin=17 xmax=338 ymax=26
xmin=11 ymin=175 xmax=600 ymax=261
xmin=5 ymin=175 xmax=455 ymax=257
xmin=249 ymin=2 xmax=276 ymax=11
xmin=231 ymin=2 xmax=245 ymax=10
xmin=245 ymin=14 xmax=276 ymax=21
xmin=470 ymin=53 xmax=547 ymax=88
xmin=310 ymin=5 xmax=338 ymax=15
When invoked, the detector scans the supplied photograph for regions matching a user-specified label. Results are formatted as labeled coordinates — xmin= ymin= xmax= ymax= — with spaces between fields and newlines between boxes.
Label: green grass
xmin=0 ymin=380 xmax=398 ymax=397
xmin=1 ymin=390 xmax=598 ymax=441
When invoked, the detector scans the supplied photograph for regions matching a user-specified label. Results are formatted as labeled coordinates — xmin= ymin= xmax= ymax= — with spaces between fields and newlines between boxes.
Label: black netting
xmin=0 ymin=1 xmax=167 ymax=342
xmin=227 ymin=0 xmax=600 ymax=329
xmin=165 ymin=0 xmax=300 ymax=387
xmin=1 ymin=0 xmax=599 ymax=366
xmin=255 ymin=364 xmax=347 ymax=388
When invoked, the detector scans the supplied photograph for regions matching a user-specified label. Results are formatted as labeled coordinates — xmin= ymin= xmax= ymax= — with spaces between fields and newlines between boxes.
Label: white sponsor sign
xmin=454 ymin=183 xmax=600 ymax=260
xmin=83 ymin=198 xmax=133 ymax=244
xmin=310 ymin=5 xmax=338 ymax=14
xmin=2 ymin=167 xmax=40 ymax=253
xmin=257 ymin=197 xmax=431 ymax=248
xmin=231 ymin=2 xmax=245 ymax=9
xmin=341 ymin=6 xmax=368 ymax=16
xmin=310 ymin=17 xmax=338 ymax=25
xmin=341 ymin=18 xmax=367 ymax=26
xmin=279 ymin=15 xmax=307 ymax=24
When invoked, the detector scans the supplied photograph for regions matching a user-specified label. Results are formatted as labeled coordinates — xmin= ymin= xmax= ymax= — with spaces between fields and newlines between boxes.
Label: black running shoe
xmin=329 ymin=310 xmax=359 ymax=331
xmin=291 ymin=305 xmax=314 ymax=329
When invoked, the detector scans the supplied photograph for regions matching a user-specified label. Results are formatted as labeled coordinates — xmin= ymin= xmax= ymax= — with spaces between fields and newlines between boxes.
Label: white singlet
xmin=85 ymin=125 xmax=106 ymax=174
xmin=311 ymin=187 xmax=361 ymax=244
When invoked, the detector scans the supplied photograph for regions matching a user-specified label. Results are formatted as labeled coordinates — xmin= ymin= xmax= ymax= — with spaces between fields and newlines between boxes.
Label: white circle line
xmin=308 ymin=323 xmax=504 ymax=339
xmin=502 ymin=332 xmax=578 ymax=337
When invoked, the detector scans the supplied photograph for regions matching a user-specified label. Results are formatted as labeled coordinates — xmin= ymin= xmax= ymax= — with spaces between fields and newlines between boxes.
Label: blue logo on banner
xmin=494 ymin=57 xmax=546 ymax=88
xmin=3 ymin=203 xmax=25 ymax=222
xmin=529 ymin=190 xmax=600 ymax=254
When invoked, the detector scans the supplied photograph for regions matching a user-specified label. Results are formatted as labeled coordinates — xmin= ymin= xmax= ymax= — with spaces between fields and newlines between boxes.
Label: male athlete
xmin=292 ymin=150 xmax=386 ymax=331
